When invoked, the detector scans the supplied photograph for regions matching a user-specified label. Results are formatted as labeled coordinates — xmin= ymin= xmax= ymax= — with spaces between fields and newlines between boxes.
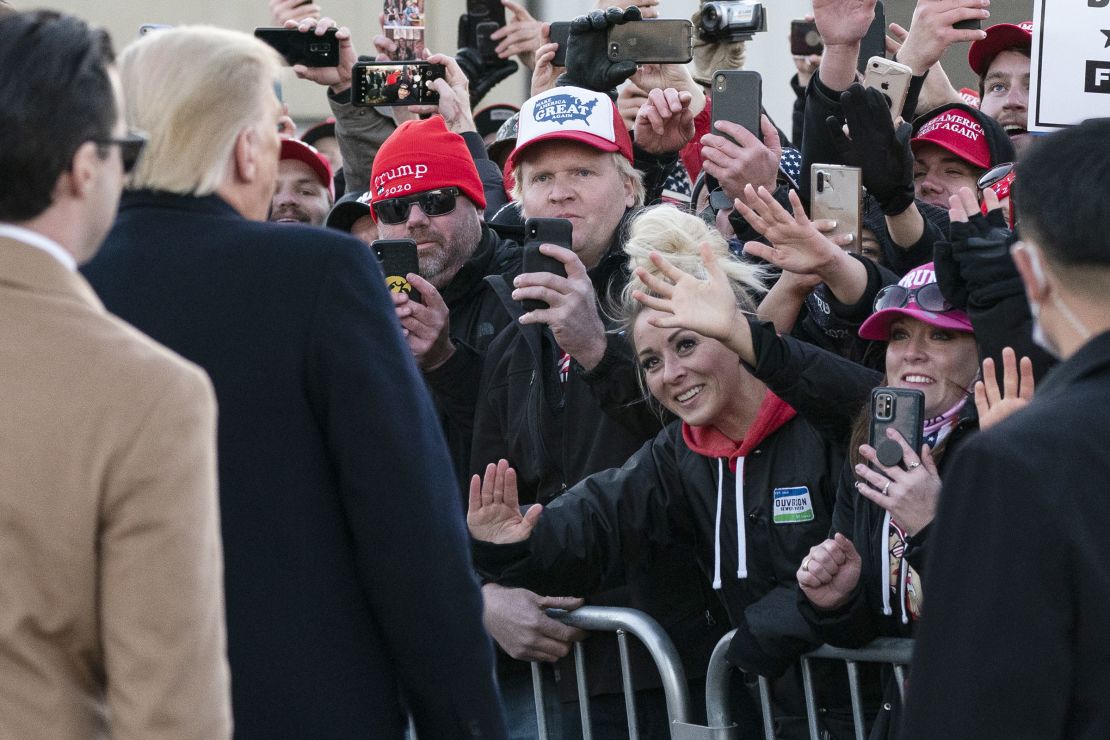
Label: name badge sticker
xmin=772 ymin=486 xmax=814 ymax=524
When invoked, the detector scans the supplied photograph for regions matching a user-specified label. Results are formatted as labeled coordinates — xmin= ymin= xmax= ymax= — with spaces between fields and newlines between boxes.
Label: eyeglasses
xmin=873 ymin=282 xmax=952 ymax=313
xmin=92 ymin=131 xmax=147 ymax=174
xmin=373 ymin=187 xmax=459 ymax=224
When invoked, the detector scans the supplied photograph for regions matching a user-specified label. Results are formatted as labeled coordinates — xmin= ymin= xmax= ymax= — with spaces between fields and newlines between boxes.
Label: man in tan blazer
xmin=0 ymin=11 xmax=231 ymax=738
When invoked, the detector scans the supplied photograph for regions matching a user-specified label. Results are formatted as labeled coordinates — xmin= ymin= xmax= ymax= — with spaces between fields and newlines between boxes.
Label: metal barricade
xmin=530 ymin=607 xmax=912 ymax=740
xmin=533 ymin=606 xmax=742 ymax=740
xmin=705 ymin=631 xmax=914 ymax=740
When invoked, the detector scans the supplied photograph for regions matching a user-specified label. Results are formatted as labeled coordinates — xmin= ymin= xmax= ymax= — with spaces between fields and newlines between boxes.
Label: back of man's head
xmin=119 ymin=26 xmax=282 ymax=197
xmin=0 ymin=11 xmax=116 ymax=222
xmin=1016 ymin=119 xmax=1110 ymax=291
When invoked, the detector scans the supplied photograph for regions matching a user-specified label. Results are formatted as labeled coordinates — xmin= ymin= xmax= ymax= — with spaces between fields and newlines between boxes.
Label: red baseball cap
xmin=504 ymin=86 xmax=634 ymax=179
xmin=968 ymin=21 xmax=1033 ymax=77
xmin=911 ymin=109 xmax=992 ymax=169
xmin=280 ymin=138 xmax=334 ymax=201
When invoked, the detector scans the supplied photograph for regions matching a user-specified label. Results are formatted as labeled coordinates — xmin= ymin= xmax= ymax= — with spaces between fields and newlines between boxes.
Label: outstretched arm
xmin=467 ymin=460 xmax=544 ymax=544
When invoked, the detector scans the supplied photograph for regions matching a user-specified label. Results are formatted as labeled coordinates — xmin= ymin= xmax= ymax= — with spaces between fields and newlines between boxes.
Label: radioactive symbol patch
xmin=386 ymin=275 xmax=413 ymax=295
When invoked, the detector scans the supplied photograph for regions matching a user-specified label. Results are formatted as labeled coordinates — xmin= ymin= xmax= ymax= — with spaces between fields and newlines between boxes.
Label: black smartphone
xmin=607 ymin=19 xmax=694 ymax=64
xmin=521 ymin=218 xmax=572 ymax=312
xmin=710 ymin=69 xmax=762 ymax=144
xmin=351 ymin=61 xmax=445 ymax=107
xmin=869 ymin=388 xmax=924 ymax=468
xmin=464 ymin=0 xmax=507 ymax=62
xmin=372 ymin=239 xmax=422 ymax=304
xmin=253 ymin=28 xmax=340 ymax=67
xmin=856 ymin=0 xmax=886 ymax=73
xmin=790 ymin=19 xmax=823 ymax=57
xmin=549 ymin=21 xmax=571 ymax=67
xmin=953 ymin=18 xmax=982 ymax=31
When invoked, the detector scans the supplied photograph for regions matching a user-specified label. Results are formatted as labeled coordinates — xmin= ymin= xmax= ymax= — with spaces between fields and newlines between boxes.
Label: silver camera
xmin=698 ymin=1 xmax=766 ymax=43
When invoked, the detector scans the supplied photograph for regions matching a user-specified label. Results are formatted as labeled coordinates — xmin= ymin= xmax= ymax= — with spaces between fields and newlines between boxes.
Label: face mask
xmin=1016 ymin=242 xmax=1091 ymax=359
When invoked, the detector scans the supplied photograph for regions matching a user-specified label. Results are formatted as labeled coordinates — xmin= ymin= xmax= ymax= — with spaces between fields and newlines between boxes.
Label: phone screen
xmin=382 ymin=0 xmax=426 ymax=60
xmin=352 ymin=62 xmax=444 ymax=106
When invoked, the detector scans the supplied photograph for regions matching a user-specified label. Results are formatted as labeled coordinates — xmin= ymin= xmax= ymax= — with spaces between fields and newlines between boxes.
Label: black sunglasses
xmin=977 ymin=161 xmax=1015 ymax=191
xmin=93 ymin=131 xmax=147 ymax=174
xmin=373 ymin=187 xmax=460 ymax=225
xmin=874 ymin=282 xmax=952 ymax=313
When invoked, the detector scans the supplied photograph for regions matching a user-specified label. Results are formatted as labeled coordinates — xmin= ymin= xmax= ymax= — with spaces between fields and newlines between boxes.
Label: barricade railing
xmin=531 ymin=607 xmax=915 ymax=740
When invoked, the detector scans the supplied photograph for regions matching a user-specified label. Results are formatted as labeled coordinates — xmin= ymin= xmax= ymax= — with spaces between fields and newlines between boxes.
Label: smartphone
xmin=253 ymin=28 xmax=340 ymax=67
xmin=790 ymin=19 xmax=823 ymax=57
xmin=869 ymin=388 xmax=924 ymax=468
xmin=810 ymin=164 xmax=862 ymax=255
xmin=856 ymin=0 xmax=886 ymax=73
xmin=549 ymin=21 xmax=571 ymax=67
xmin=372 ymin=239 xmax=422 ymax=304
xmin=953 ymin=18 xmax=982 ymax=31
xmin=863 ymin=57 xmax=913 ymax=120
xmin=139 ymin=23 xmax=172 ymax=36
xmin=351 ymin=61 xmax=445 ymax=107
xmin=521 ymin=218 xmax=572 ymax=312
xmin=607 ymin=19 xmax=694 ymax=64
xmin=710 ymin=70 xmax=762 ymax=144
xmin=464 ymin=0 xmax=507 ymax=62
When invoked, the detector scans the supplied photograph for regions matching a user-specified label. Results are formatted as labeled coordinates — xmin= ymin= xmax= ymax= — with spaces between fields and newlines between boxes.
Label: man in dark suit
xmin=903 ymin=118 xmax=1110 ymax=738
xmin=82 ymin=25 xmax=506 ymax=739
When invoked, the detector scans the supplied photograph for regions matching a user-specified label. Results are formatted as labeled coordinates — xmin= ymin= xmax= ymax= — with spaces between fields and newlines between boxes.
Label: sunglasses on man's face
xmin=373 ymin=187 xmax=460 ymax=225
xmin=873 ymin=282 xmax=952 ymax=313
xmin=93 ymin=131 xmax=147 ymax=175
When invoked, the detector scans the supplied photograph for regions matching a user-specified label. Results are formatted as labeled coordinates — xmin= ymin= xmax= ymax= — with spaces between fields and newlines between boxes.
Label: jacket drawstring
xmin=735 ymin=456 xmax=747 ymax=579
xmin=881 ymin=509 xmax=893 ymax=616
xmin=712 ymin=457 xmax=748 ymax=590
xmin=713 ymin=458 xmax=724 ymax=589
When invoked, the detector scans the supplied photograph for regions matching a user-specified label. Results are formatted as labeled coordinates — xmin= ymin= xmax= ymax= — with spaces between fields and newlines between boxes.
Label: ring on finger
xmin=882 ymin=480 xmax=891 ymax=495
xmin=907 ymin=461 xmax=921 ymax=470
xmin=801 ymin=557 xmax=811 ymax=573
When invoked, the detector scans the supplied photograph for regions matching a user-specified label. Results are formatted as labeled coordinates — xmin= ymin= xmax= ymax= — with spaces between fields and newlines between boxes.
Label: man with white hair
xmin=82 ymin=26 xmax=506 ymax=739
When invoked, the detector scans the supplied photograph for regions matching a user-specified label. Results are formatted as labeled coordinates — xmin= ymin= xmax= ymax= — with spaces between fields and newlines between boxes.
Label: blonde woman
xmin=469 ymin=205 xmax=850 ymax=735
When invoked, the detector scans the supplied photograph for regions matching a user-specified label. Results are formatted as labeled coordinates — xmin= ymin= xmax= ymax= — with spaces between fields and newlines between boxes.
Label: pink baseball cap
xmin=859 ymin=263 xmax=973 ymax=341
xmin=504 ymin=86 xmax=634 ymax=179
xmin=968 ymin=21 xmax=1033 ymax=78
xmin=911 ymin=109 xmax=992 ymax=169
xmin=280 ymin=138 xmax=334 ymax=201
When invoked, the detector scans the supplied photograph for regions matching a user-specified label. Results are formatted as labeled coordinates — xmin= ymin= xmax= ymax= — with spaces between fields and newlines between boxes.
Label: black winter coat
xmin=82 ymin=191 xmax=506 ymax=739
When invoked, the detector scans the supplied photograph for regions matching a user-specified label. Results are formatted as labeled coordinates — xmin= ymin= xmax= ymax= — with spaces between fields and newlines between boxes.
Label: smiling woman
xmin=469 ymin=204 xmax=855 ymax=735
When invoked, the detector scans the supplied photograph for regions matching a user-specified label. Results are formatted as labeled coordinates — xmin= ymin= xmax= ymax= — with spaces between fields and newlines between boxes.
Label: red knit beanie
xmin=370 ymin=116 xmax=486 ymax=220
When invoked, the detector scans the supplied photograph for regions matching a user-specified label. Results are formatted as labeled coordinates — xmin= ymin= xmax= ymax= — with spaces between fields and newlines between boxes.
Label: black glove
xmin=455 ymin=47 xmax=518 ymax=108
xmin=555 ymin=6 xmax=640 ymax=98
xmin=827 ymin=84 xmax=915 ymax=217
xmin=934 ymin=206 xmax=1015 ymax=309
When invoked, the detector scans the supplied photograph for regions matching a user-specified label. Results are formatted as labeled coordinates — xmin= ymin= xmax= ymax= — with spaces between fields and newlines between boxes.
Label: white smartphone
xmin=862 ymin=56 xmax=913 ymax=121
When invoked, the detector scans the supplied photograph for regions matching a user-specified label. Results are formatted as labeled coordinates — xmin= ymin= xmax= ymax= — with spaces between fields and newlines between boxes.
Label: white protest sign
xmin=1029 ymin=1 xmax=1110 ymax=131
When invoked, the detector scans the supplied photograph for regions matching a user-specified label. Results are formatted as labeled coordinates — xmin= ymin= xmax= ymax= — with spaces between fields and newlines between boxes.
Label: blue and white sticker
xmin=772 ymin=486 xmax=814 ymax=524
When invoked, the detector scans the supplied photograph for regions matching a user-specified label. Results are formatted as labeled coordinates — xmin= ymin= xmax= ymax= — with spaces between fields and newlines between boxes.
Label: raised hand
xmin=286 ymin=16 xmax=357 ymax=93
xmin=631 ymin=243 xmax=756 ymax=364
xmin=737 ymin=186 xmax=843 ymax=275
xmin=895 ymin=0 xmax=990 ymax=75
xmin=270 ymin=0 xmax=320 ymax=25
xmin=812 ymin=0 xmax=878 ymax=46
xmin=975 ymin=347 xmax=1034 ymax=430
xmin=594 ymin=0 xmax=660 ymax=19
xmin=491 ymin=0 xmax=545 ymax=69
xmin=634 ymin=87 xmax=696 ymax=155
xmin=700 ymin=115 xmax=782 ymax=199
xmin=558 ymin=6 xmax=640 ymax=95
xmin=798 ymin=534 xmax=863 ymax=610
xmin=512 ymin=245 xmax=608 ymax=370
xmin=467 ymin=460 xmax=543 ymax=544
xmin=393 ymin=275 xmax=454 ymax=370
xmin=530 ymin=41 xmax=563 ymax=97
xmin=856 ymin=431 xmax=942 ymax=537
